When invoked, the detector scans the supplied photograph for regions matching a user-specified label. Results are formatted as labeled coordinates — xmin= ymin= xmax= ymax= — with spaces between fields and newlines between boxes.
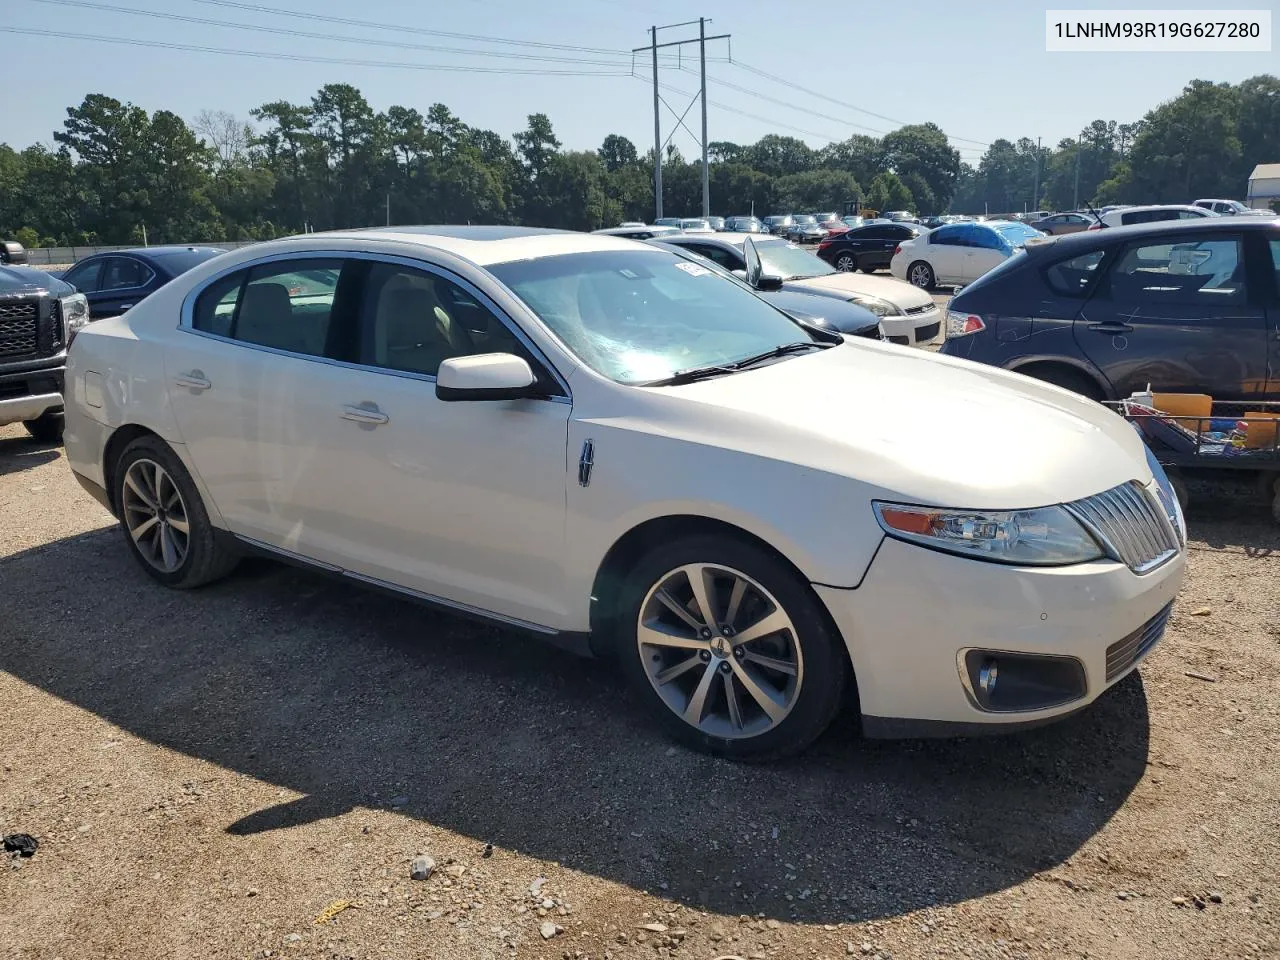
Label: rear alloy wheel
xmin=833 ymin=252 xmax=857 ymax=272
xmin=908 ymin=261 xmax=935 ymax=289
xmin=617 ymin=536 xmax=847 ymax=759
xmin=115 ymin=435 xmax=239 ymax=588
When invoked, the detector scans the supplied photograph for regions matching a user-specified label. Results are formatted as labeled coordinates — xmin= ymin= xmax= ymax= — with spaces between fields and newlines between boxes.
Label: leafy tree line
xmin=0 ymin=74 xmax=1275 ymax=247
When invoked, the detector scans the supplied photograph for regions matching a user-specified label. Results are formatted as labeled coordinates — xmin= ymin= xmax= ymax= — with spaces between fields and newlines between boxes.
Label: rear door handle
xmin=341 ymin=403 xmax=390 ymax=426
xmin=173 ymin=371 xmax=211 ymax=391
xmin=1087 ymin=321 xmax=1134 ymax=335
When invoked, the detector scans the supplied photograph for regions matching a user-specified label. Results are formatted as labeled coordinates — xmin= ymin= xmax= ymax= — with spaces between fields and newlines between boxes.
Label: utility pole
xmin=1032 ymin=136 xmax=1042 ymax=212
xmin=1072 ymin=135 xmax=1081 ymax=210
xmin=699 ymin=17 xmax=709 ymax=220
xmin=385 ymin=192 xmax=391 ymax=226
xmin=651 ymin=26 xmax=662 ymax=220
xmin=634 ymin=20 xmax=730 ymax=223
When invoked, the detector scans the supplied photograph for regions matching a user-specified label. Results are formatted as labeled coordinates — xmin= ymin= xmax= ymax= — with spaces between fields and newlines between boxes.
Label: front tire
xmin=114 ymin=435 xmax=239 ymax=588
xmin=615 ymin=535 xmax=848 ymax=759
xmin=23 ymin=412 xmax=64 ymax=443
xmin=907 ymin=260 xmax=935 ymax=289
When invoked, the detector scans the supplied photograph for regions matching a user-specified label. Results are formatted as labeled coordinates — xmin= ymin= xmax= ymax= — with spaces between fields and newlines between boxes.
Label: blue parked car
xmin=60 ymin=246 xmax=226 ymax=319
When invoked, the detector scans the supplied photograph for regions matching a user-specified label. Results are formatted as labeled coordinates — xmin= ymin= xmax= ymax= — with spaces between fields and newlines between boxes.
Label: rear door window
xmin=1044 ymin=249 xmax=1107 ymax=297
xmin=100 ymin=257 xmax=154 ymax=291
xmin=192 ymin=258 xmax=347 ymax=358
xmin=1100 ymin=237 xmax=1248 ymax=306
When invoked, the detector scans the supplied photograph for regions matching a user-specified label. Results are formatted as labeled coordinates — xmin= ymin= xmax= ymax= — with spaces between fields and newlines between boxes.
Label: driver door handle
xmin=173 ymin=371 xmax=211 ymax=391
xmin=341 ymin=403 xmax=390 ymax=426
xmin=1087 ymin=321 xmax=1134 ymax=335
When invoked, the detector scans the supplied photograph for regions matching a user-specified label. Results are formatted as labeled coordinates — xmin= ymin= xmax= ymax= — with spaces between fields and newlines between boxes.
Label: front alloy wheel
xmin=617 ymin=536 xmax=848 ymax=759
xmin=638 ymin=563 xmax=803 ymax=739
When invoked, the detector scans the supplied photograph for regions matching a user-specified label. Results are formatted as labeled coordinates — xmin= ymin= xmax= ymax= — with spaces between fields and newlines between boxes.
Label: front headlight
xmin=59 ymin=293 xmax=90 ymax=343
xmin=873 ymin=501 xmax=1105 ymax=566
xmin=847 ymin=294 xmax=901 ymax=317
xmin=1144 ymin=445 xmax=1186 ymax=545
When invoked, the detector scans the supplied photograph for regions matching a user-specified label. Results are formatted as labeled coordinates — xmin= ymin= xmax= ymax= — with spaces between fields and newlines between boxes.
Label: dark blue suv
xmin=939 ymin=218 xmax=1280 ymax=402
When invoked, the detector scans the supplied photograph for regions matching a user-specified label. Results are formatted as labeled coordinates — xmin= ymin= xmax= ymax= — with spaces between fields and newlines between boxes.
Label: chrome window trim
xmin=178 ymin=248 xmax=572 ymax=402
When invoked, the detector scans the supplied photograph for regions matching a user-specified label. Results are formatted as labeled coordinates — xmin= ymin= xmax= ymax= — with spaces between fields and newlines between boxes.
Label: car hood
xmin=0 ymin=264 xmax=73 ymax=296
xmin=785 ymin=272 xmax=935 ymax=310
xmin=652 ymin=340 xmax=1149 ymax=509
xmin=759 ymin=289 xmax=880 ymax=335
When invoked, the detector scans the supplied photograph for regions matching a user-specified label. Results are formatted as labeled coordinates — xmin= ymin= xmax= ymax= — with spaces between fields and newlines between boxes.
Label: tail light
xmin=946 ymin=310 xmax=986 ymax=338
xmin=1087 ymin=223 xmax=1103 ymax=231
xmin=893 ymin=244 xmax=902 ymax=256
xmin=817 ymin=240 xmax=832 ymax=253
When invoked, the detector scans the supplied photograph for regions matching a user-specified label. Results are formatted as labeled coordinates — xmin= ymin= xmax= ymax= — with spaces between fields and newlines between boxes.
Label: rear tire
xmin=1021 ymin=366 xmax=1105 ymax=402
xmin=614 ymin=534 xmax=848 ymax=760
xmin=833 ymin=252 xmax=857 ymax=272
xmin=114 ymin=435 xmax=239 ymax=588
xmin=907 ymin=260 xmax=935 ymax=289
xmin=23 ymin=412 xmax=64 ymax=444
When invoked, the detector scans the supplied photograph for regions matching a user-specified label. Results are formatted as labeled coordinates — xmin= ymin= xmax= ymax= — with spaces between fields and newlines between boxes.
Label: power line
xmin=636 ymin=74 xmax=843 ymax=144
xmin=0 ymin=26 xmax=636 ymax=75
xmin=188 ymin=0 xmax=709 ymax=64
xmin=729 ymin=60 xmax=992 ymax=148
xmin=22 ymin=0 xmax=657 ymax=67
xmin=678 ymin=64 xmax=892 ymax=136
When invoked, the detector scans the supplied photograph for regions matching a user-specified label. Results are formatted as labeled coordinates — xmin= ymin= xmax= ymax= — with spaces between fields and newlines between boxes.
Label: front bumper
xmin=816 ymin=536 xmax=1185 ymax=736
xmin=879 ymin=308 xmax=942 ymax=347
xmin=0 ymin=359 xmax=65 ymax=426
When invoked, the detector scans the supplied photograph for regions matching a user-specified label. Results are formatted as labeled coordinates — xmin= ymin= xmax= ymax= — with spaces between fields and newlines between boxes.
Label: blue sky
xmin=4 ymin=0 xmax=1278 ymax=165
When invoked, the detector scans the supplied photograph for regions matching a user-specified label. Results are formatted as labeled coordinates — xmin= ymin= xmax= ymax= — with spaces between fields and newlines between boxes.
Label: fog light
xmin=978 ymin=659 xmax=998 ymax=694
xmin=961 ymin=649 xmax=1086 ymax=713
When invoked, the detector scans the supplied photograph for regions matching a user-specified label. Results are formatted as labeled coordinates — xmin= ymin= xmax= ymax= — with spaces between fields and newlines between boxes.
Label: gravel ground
xmin=2 ymin=423 xmax=1278 ymax=960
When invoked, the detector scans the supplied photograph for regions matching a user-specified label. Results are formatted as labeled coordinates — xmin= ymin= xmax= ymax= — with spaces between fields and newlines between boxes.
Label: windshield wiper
xmin=729 ymin=340 xmax=833 ymax=370
xmin=633 ymin=363 xmax=738 ymax=387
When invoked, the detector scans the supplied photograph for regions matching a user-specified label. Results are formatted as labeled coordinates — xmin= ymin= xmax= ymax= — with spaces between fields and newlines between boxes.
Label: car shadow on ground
xmin=0 ymin=435 xmax=61 ymax=476
xmin=0 ymin=527 xmax=1152 ymax=925
xmin=1182 ymin=471 xmax=1279 ymax=555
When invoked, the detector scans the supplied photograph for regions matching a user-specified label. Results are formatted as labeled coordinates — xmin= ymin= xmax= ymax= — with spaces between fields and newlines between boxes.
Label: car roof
xmin=305 ymin=225 xmax=653 ymax=266
xmin=662 ymin=232 xmax=788 ymax=249
xmin=78 ymin=245 xmax=225 ymax=261
xmin=1110 ymin=204 xmax=1211 ymax=215
xmin=1024 ymin=215 xmax=1280 ymax=257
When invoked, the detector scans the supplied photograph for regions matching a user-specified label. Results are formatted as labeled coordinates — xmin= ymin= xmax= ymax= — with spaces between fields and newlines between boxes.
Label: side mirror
xmin=436 ymin=353 xmax=538 ymax=402
xmin=755 ymin=274 xmax=784 ymax=291
xmin=1 ymin=241 xmax=28 ymax=265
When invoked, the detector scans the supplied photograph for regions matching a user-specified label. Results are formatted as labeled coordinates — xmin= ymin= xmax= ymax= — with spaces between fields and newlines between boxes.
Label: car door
xmin=1268 ymin=237 xmax=1280 ymax=397
xmin=61 ymin=258 xmax=104 ymax=301
xmin=963 ymin=227 xmax=1009 ymax=281
xmin=91 ymin=256 xmax=155 ymax=318
xmin=278 ymin=256 xmax=574 ymax=629
xmin=163 ymin=255 xmax=355 ymax=546
xmin=1073 ymin=231 xmax=1269 ymax=400
xmin=923 ymin=226 xmax=967 ymax=283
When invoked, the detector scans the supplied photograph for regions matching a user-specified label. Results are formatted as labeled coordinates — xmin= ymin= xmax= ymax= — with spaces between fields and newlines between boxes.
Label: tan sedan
xmin=1036 ymin=212 xmax=1096 ymax=235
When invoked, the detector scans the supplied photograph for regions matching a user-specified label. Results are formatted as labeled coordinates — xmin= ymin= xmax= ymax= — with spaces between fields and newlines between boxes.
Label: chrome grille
xmin=1106 ymin=602 xmax=1173 ymax=681
xmin=0 ymin=300 xmax=39 ymax=357
xmin=1066 ymin=481 xmax=1180 ymax=573
xmin=904 ymin=303 xmax=935 ymax=316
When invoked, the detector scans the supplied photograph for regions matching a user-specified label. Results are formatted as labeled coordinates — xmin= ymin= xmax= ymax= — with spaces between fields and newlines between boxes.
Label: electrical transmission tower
xmin=634 ymin=18 xmax=730 ymax=221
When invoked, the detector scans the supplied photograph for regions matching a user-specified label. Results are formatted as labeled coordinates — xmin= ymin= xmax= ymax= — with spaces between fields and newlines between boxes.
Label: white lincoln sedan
xmin=64 ymin=226 xmax=1186 ymax=758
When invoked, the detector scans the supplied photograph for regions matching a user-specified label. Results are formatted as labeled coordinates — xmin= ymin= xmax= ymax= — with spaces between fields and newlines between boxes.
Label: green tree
xmin=866 ymin=172 xmax=914 ymax=213
xmin=597 ymin=134 xmax=638 ymax=172
xmin=744 ymin=134 xmax=815 ymax=178
xmin=1123 ymin=80 xmax=1241 ymax=202
xmin=818 ymin=134 xmax=882 ymax=187
xmin=773 ymin=169 xmax=861 ymax=212
xmin=879 ymin=123 xmax=960 ymax=209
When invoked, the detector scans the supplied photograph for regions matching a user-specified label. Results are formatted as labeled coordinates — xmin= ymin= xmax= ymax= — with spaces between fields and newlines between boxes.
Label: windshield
xmin=994 ymin=222 xmax=1044 ymax=247
xmin=754 ymin=239 xmax=836 ymax=279
xmin=793 ymin=215 xmax=817 ymax=224
xmin=489 ymin=249 xmax=818 ymax=385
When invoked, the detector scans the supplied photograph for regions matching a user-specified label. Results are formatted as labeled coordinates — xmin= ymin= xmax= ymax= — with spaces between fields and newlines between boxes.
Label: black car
xmin=939 ymin=218 xmax=1280 ymax=401
xmin=1 ymin=262 xmax=85 ymax=441
xmin=61 ymin=245 xmax=225 ymax=319
xmin=816 ymin=222 xmax=922 ymax=273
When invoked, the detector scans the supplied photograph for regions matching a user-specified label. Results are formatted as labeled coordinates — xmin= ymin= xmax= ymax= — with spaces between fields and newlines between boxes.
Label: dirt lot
xmin=2 ymin=424 xmax=1278 ymax=960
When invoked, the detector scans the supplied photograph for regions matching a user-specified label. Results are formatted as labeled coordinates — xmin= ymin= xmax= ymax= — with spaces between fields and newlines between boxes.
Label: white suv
xmin=1193 ymin=198 xmax=1276 ymax=217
